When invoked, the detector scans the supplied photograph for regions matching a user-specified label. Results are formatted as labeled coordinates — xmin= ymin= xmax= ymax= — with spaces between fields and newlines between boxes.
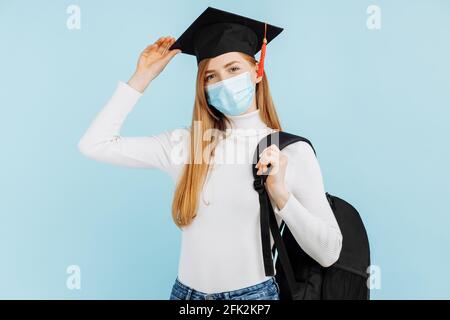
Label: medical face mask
xmin=205 ymin=71 xmax=256 ymax=116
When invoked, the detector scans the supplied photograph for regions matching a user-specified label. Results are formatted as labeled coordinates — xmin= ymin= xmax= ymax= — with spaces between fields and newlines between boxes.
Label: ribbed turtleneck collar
xmin=224 ymin=108 xmax=268 ymax=131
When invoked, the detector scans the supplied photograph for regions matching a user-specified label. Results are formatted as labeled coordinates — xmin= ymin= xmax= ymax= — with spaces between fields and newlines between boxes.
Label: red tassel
xmin=257 ymin=23 xmax=268 ymax=78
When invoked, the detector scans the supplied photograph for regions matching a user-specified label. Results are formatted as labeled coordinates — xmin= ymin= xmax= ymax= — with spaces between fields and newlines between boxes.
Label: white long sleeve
xmin=271 ymin=141 xmax=343 ymax=267
xmin=78 ymin=81 xmax=342 ymax=293
xmin=77 ymin=81 xmax=190 ymax=181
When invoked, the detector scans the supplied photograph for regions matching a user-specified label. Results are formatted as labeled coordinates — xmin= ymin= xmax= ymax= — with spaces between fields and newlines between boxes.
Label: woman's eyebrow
xmin=205 ymin=61 xmax=241 ymax=74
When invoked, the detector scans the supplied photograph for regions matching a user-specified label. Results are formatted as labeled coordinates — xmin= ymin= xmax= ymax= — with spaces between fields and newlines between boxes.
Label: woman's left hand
xmin=255 ymin=144 xmax=291 ymax=211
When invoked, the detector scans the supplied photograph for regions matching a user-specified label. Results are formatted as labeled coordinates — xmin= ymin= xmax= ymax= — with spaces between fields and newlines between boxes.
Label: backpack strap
xmin=252 ymin=131 xmax=316 ymax=300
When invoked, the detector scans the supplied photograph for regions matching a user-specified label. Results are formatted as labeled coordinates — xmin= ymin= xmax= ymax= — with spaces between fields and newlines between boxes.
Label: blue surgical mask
xmin=205 ymin=71 xmax=256 ymax=116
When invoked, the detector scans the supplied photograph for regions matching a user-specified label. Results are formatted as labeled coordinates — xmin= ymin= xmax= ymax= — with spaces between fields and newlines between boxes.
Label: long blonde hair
xmin=171 ymin=52 xmax=283 ymax=228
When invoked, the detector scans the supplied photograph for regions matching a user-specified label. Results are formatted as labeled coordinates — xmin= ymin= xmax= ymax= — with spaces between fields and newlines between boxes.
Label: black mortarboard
xmin=169 ymin=6 xmax=283 ymax=69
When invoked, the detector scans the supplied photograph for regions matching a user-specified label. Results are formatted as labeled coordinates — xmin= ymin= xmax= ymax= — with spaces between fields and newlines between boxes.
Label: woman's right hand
xmin=128 ymin=36 xmax=181 ymax=93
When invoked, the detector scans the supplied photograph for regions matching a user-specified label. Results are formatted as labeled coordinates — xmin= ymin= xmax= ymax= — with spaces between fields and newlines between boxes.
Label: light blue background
xmin=0 ymin=0 xmax=449 ymax=299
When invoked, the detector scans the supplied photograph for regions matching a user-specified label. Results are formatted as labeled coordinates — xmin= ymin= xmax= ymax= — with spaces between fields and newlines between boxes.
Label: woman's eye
xmin=230 ymin=66 xmax=240 ymax=72
xmin=205 ymin=74 xmax=214 ymax=82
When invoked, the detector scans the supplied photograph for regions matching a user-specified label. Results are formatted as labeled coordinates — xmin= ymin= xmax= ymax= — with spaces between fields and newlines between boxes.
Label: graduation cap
xmin=169 ymin=7 xmax=283 ymax=78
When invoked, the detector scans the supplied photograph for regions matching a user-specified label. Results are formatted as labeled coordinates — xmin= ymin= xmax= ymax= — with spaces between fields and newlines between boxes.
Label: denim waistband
xmin=173 ymin=276 xmax=278 ymax=300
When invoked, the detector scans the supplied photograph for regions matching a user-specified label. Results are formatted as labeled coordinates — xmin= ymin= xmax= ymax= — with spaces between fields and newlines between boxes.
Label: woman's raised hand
xmin=128 ymin=36 xmax=181 ymax=93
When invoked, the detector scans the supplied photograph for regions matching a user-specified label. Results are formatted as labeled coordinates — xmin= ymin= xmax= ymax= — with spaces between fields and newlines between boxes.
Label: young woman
xmin=78 ymin=10 xmax=343 ymax=301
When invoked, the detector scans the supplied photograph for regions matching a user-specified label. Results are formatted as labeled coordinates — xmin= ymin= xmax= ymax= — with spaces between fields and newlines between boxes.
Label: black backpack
xmin=252 ymin=131 xmax=371 ymax=300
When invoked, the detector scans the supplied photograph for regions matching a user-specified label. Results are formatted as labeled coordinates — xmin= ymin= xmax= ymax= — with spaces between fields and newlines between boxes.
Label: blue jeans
xmin=169 ymin=276 xmax=280 ymax=300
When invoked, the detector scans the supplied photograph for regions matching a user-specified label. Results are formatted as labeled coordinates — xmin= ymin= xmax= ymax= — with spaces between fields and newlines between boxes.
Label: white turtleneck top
xmin=78 ymin=81 xmax=343 ymax=294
